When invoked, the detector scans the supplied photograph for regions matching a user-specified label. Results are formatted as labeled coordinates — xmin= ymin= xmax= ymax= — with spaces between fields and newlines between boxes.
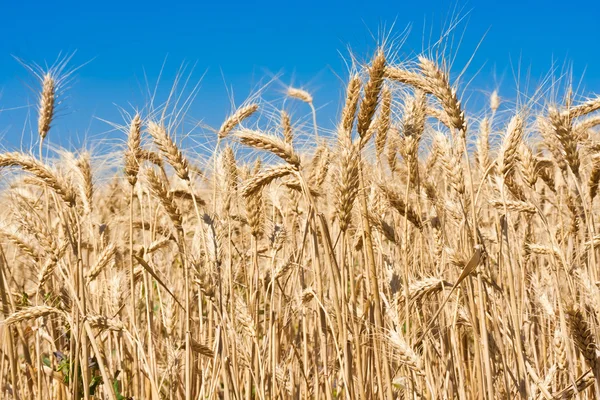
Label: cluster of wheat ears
xmin=1 ymin=44 xmax=600 ymax=400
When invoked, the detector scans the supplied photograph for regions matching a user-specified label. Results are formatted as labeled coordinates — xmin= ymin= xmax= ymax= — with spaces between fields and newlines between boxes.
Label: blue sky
xmin=1 ymin=0 xmax=599 ymax=151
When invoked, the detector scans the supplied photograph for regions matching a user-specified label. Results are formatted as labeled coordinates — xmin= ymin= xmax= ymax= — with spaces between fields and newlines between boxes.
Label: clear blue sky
xmin=1 ymin=0 xmax=599 ymax=151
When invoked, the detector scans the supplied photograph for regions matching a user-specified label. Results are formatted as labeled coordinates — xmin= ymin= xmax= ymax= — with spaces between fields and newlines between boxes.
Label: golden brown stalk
xmin=368 ymin=212 xmax=396 ymax=243
xmin=310 ymin=146 xmax=331 ymax=189
xmin=219 ymin=103 xmax=259 ymax=138
xmin=538 ymin=115 xmax=568 ymax=173
xmin=143 ymin=237 xmax=172 ymax=254
xmin=407 ymin=277 xmax=452 ymax=302
xmin=488 ymin=199 xmax=536 ymax=214
xmin=169 ymin=189 xmax=206 ymax=206
xmin=519 ymin=143 xmax=539 ymax=188
xmin=498 ymin=115 xmax=524 ymax=178
xmin=222 ymin=146 xmax=238 ymax=189
xmin=139 ymin=149 xmax=164 ymax=168
xmin=38 ymin=73 xmax=55 ymax=140
xmin=145 ymin=168 xmax=183 ymax=233
xmin=565 ymin=307 xmax=598 ymax=370
xmin=476 ymin=118 xmax=491 ymax=172
xmin=590 ymin=156 xmax=600 ymax=201
xmin=389 ymin=330 xmax=423 ymax=374
xmin=0 ymin=152 xmax=76 ymax=206
xmin=218 ymin=146 xmax=238 ymax=214
xmin=0 ymin=229 xmax=40 ymax=261
xmin=362 ymin=119 xmax=379 ymax=147
xmin=281 ymin=110 xmax=293 ymax=144
xmin=235 ymin=294 xmax=257 ymax=338
xmin=241 ymin=164 xmax=297 ymax=198
xmin=526 ymin=243 xmax=564 ymax=264
xmin=386 ymin=130 xmax=399 ymax=173
xmin=125 ymin=114 xmax=142 ymax=186
xmin=548 ymin=109 xmax=581 ymax=177
xmin=575 ymin=115 xmax=600 ymax=132
xmin=36 ymin=243 xmax=68 ymax=290
xmin=554 ymin=330 xmax=567 ymax=370
xmin=188 ymin=338 xmax=215 ymax=358
xmin=566 ymin=191 xmax=581 ymax=234
xmin=333 ymin=145 xmax=360 ymax=232
xmin=539 ymin=163 xmax=557 ymax=192
xmin=87 ymin=315 xmax=126 ymax=332
xmin=498 ymin=114 xmax=527 ymax=199
xmin=437 ymin=134 xmax=465 ymax=194
xmin=75 ymin=152 xmax=93 ymax=214
xmin=287 ymin=87 xmax=318 ymax=139
xmin=426 ymin=105 xmax=454 ymax=128
xmin=384 ymin=66 xmax=428 ymax=88
xmin=340 ymin=74 xmax=362 ymax=143
xmin=401 ymin=90 xmax=426 ymax=183
xmin=379 ymin=184 xmax=423 ymax=230
xmin=3 ymin=306 xmax=64 ymax=326
xmin=357 ymin=49 xmax=386 ymax=138
xmin=245 ymin=159 xmax=264 ymax=238
xmin=235 ymin=128 xmax=300 ymax=166
xmin=554 ymin=372 xmax=595 ymax=398
xmin=418 ymin=56 xmax=467 ymax=135
xmin=403 ymin=103 xmax=427 ymax=139
xmin=13 ymin=202 xmax=58 ymax=256
xmin=147 ymin=121 xmax=191 ymax=181
xmin=566 ymin=96 xmax=600 ymax=119
xmin=287 ymin=87 xmax=313 ymax=104
xmin=86 ymin=243 xmax=117 ymax=282
xmin=201 ymin=213 xmax=222 ymax=266
xmin=132 ymin=221 xmax=174 ymax=240
xmin=375 ymin=86 xmax=392 ymax=158
xmin=430 ymin=216 xmax=444 ymax=263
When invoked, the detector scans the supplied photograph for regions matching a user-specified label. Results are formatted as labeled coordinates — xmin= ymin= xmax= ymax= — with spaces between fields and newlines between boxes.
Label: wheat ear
xmin=418 ymin=57 xmax=467 ymax=135
xmin=235 ymin=128 xmax=300 ymax=166
xmin=145 ymin=168 xmax=184 ymax=233
xmin=241 ymin=164 xmax=297 ymax=198
xmin=125 ymin=114 xmax=142 ymax=186
xmin=219 ymin=103 xmax=259 ymax=138
xmin=0 ymin=152 xmax=76 ymax=206
xmin=340 ymin=74 xmax=362 ymax=143
xmin=38 ymin=73 xmax=55 ymax=140
xmin=147 ymin=120 xmax=192 ymax=181
xmin=357 ymin=49 xmax=386 ymax=138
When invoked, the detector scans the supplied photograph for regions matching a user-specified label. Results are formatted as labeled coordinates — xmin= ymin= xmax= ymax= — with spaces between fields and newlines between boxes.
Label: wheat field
xmin=1 ymin=44 xmax=600 ymax=400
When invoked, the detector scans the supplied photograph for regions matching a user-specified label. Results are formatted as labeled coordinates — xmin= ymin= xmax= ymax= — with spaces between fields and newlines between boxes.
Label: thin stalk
xmin=356 ymin=162 xmax=394 ymax=399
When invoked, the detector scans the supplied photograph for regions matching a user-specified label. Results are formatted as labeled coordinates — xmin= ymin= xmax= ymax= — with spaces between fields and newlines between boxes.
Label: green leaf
xmin=89 ymin=375 xmax=102 ymax=395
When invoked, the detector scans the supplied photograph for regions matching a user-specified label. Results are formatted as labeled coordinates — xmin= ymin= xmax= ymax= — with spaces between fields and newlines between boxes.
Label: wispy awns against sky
xmin=0 ymin=0 xmax=599 ymax=151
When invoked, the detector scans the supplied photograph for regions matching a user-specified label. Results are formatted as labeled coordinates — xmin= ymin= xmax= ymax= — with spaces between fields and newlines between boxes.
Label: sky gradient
xmin=1 ymin=0 xmax=599 ymax=151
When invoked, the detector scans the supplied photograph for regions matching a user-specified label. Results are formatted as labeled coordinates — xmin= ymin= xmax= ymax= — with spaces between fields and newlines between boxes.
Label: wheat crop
xmin=1 ymin=42 xmax=600 ymax=400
